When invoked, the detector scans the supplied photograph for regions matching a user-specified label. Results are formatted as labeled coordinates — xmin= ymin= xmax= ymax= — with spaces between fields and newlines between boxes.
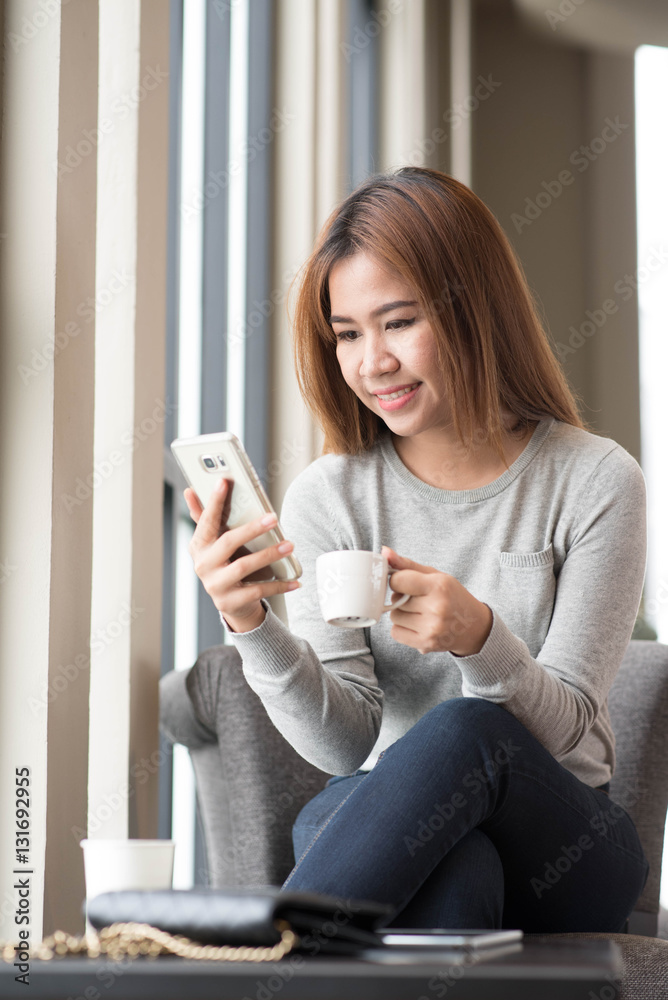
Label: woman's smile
xmin=372 ymin=382 xmax=422 ymax=410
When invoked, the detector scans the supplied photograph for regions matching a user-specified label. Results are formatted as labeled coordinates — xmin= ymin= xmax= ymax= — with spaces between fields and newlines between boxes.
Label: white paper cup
xmin=315 ymin=550 xmax=410 ymax=628
xmin=81 ymin=839 xmax=175 ymax=935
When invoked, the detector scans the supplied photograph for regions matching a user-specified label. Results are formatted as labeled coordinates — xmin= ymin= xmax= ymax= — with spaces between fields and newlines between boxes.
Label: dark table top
xmin=0 ymin=937 xmax=622 ymax=1000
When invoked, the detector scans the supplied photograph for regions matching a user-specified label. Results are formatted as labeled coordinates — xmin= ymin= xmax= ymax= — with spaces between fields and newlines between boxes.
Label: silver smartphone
xmin=170 ymin=431 xmax=302 ymax=582
xmin=380 ymin=929 xmax=523 ymax=949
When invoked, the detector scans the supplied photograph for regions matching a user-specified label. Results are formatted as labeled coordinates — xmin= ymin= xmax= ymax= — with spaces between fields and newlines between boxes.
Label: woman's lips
xmin=374 ymin=382 xmax=421 ymax=411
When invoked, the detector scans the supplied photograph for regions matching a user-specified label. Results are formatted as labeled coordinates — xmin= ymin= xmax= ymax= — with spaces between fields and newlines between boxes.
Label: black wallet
xmin=86 ymin=887 xmax=392 ymax=955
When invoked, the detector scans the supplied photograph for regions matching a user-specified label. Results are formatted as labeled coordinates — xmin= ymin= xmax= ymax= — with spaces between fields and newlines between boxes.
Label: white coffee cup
xmin=81 ymin=839 xmax=175 ymax=935
xmin=315 ymin=550 xmax=410 ymax=628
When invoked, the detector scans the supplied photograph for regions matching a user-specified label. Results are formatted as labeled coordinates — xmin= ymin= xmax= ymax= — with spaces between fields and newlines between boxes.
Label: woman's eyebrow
xmin=328 ymin=299 xmax=418 ymax=323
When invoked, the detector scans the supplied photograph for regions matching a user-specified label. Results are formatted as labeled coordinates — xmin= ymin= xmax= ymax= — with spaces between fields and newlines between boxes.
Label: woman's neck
xmin=392 ymin=420 xmax=539 ymax=491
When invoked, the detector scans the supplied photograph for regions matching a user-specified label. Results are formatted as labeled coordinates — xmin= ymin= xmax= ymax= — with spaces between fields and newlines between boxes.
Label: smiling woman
xmin=186 ymin=166 xmax=649 ymax=934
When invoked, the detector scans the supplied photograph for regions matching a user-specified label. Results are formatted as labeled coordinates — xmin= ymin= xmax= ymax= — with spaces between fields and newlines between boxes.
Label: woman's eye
xmin=334 ymin=318 xmax=415 ymax=341
xmin=386 ymin=318 xmax=415 ymax=330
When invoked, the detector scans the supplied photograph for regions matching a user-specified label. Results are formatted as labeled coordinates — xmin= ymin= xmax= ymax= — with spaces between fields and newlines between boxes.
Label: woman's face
xmin=328 ymin=252 xmax=452 ymax=439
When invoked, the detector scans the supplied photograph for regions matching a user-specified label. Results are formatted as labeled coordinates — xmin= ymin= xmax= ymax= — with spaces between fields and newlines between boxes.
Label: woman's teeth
xmin=377 ymin=383 xmax=419 ymax=401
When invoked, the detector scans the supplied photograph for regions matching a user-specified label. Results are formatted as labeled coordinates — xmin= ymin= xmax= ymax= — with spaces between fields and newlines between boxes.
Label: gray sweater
xmin=222 ymin=417 xmax=647 ymax=787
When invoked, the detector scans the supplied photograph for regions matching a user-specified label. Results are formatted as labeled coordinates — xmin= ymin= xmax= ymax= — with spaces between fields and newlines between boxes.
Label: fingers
xmin=209 ymin=508 xmax=281 ymax=564
xmin=382 ymin=545 xmax=433 ymax=574
xmin=184 ymin=488 xmax=203 ymax=523
xmin=189 ymin=476 xmax=231 ymax=546
xmin=211 ymin=574 xmax=300 ymax=616
xmin=388 ymin=619 xmax=421 ymax=645
xmin=225 ymin=538 xmax=296 ymax=585
xmin=389 ymin=568 xmax=434 ymax=597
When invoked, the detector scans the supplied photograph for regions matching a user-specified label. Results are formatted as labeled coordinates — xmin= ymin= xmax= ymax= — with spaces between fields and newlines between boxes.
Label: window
xmin=161 ymin=0 xmax=275 ymax=887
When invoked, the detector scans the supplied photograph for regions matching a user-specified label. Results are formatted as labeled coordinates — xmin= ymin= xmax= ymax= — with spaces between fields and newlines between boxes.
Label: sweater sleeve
xmin=219 ymin=464 xmax=384 ymax=775
xmin=453 ymin=446 xmax=647 ymax=759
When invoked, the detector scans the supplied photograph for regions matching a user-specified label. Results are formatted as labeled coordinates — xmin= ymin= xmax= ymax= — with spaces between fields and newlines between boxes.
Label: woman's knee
xmin=291 ymin=774 xmax=366 ymax=864
xmin=293 ymin=773 xmax=365 ymax=835
xmin=450 ymin=828 xmax=503 ymax=876
xmin=378 ymin=698 xmax=525 ymax=770
xmin=422 ymin=696 xmax=518 ymax=741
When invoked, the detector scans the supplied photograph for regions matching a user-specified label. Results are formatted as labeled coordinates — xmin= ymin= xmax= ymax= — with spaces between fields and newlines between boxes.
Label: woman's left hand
xmin=382 ymin=546 xmax=493 ymax=656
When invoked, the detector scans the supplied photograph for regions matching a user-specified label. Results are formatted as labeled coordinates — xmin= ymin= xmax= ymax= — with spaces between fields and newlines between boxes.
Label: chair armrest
xmin=609 ymin=640 xmax=668 ymax=920
xmin=162 ymin=643 xmax=331 ymax=887
xmin=159 ymin=668 xmax=217 ymax=748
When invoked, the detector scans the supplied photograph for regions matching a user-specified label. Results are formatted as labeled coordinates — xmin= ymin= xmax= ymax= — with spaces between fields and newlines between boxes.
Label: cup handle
xmin=383 ymin=569 xmax=410 ymax=613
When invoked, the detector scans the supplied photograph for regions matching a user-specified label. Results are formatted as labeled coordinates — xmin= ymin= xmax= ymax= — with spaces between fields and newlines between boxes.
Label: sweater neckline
xmin=379 ymin=417 xmax=554 ymax=504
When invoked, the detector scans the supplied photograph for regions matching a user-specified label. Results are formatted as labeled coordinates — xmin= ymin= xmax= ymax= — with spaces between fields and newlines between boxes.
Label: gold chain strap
xmin=1 ymin=920 xmax=297 ymax=964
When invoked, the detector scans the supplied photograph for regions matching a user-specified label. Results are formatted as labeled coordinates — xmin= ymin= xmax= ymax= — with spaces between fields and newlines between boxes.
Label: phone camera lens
xmin=202 ymin=456 xmax=216 ymax=469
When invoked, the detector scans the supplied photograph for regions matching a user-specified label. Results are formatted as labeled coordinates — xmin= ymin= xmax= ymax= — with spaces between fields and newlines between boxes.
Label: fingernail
xmin=286 ymin=580 xmax=300 ymax=590
xmin=277 ymin=540 xmax=293 ymax=553
xmin=261 ymin=512 xmax=278 ymax=527
xmin=216 ymin=477 xmax=226 ymax=492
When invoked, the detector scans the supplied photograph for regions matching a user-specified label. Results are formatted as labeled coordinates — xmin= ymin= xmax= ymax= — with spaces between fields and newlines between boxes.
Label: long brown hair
xmin=291 ymin=167 xmax=587 ymax=460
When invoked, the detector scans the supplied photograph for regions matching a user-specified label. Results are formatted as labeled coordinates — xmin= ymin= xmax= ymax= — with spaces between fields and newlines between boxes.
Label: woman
xmin=185 ymin=167 xmax=649 ymax=932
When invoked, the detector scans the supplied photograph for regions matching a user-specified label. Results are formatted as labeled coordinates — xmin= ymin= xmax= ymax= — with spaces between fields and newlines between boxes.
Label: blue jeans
xmin=282 ymin=698 xmax=649 ymax=932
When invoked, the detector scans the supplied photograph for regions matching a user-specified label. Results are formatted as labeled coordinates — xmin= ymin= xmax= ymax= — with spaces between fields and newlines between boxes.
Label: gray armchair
xmin=160 ymin=639 xmax=668 ymax=996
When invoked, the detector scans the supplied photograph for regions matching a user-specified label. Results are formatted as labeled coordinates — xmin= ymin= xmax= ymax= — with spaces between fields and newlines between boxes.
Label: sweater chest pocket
xmin=496 ymin=544 xmax=556 ymax=654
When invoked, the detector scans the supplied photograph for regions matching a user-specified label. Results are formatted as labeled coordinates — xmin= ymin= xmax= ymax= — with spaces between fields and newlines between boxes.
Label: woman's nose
xmin=359 ymin=334 xmax=399 ymax=379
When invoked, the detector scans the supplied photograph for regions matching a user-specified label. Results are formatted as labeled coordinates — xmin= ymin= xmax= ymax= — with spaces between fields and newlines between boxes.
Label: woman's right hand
xmin=185 ymin=477 xmax=301 ymax=633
